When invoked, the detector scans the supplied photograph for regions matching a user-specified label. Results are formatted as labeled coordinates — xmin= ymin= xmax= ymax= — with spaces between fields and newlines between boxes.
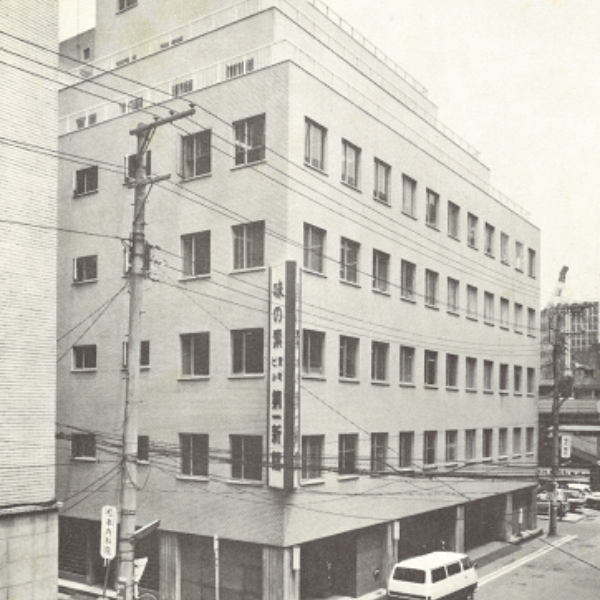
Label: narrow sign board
xmin=100 ymin=505 xmax=118 ymax=560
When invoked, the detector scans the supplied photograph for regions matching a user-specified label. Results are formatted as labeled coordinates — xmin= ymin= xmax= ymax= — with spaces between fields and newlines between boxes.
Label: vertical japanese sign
xmin=268 ymin=261 xmax=300 ymax=490
xmin=100 ymin=505 xmax=118 ymax=561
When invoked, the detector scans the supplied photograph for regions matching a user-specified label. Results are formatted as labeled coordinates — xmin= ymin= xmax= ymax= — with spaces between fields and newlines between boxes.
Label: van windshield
xmin=392 ymin=567 xmax=426 ymax=584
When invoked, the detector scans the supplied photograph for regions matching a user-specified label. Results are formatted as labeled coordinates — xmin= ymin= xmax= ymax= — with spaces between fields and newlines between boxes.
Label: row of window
xmin=71 ymin=113 xmax=537 ymax=283
xmin=305 ymin=118 xmax=537 ymax=277
xmin=71 ymin=426 xmax=536 ymax=480
xmin=72 ymin=333 xmax=536 ymax=395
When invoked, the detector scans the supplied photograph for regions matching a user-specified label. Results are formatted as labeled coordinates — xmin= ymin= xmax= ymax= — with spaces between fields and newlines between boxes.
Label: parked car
xmin=561 ymin=488 xmax=586 ymax=512
xmin=536 ymin=492 xmax=566 ymax=518
xmin=586 ymin=492 xmax=600 ymax=510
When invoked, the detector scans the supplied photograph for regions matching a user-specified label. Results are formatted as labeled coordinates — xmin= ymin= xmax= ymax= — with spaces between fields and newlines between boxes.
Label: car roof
xmin=394 ymin=552 xmax=468 ymax=570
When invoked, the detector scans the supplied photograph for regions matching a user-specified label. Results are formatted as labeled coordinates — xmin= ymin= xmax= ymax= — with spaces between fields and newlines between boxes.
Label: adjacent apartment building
xmin=0 ymin=1 xmax=58 ymax=598
xmin=57 ymin=1 xmax=541 ymax=598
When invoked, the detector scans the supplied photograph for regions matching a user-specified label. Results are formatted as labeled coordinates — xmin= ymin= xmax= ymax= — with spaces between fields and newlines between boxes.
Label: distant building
xmin=0 ymin=2 xmax=58 ymax=598
xmin=57 ymin=1 xmax=541 ymax=598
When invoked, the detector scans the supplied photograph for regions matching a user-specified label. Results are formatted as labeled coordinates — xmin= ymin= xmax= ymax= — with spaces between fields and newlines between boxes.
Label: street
xmin=476 ymin=510 xmax=600 ymax=599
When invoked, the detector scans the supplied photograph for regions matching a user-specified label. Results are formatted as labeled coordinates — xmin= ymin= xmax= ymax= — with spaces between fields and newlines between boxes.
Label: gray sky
xmin=59 ymin=0 xmax=600 ymax=305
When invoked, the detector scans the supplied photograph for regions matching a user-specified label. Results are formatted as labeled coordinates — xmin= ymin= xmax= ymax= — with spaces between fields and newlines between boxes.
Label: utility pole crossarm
xmin=117 ymin=107 xmax=196 ymax=600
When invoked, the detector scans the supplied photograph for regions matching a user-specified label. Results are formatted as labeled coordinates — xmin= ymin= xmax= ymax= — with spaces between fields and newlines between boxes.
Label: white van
xmin=387 ymin=551 xmax=477 ymax=600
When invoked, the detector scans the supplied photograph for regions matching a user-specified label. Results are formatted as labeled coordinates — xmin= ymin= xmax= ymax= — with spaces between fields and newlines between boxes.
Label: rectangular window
xmin=122 ymin=340 xmax=150 ymax=368
xmin=73 ymin=255 xmax=98 ymax=283
xmin=340 ymin=237 xmax=360 ymax=284
xmin=339 ymin=335 xmax=359 ymax=379
xmin=371 ymin=342 xmax=389 ymax=382
xmin=341 ymin=139 xmax=361 ymax=188
xmin=374 ymin=159 xmax=391 ymax=204
xmin=467 ymin=285 xmax=478 ymax=319
xmin=230 ymin=435 xmax=262 ymax=481
xmin=182 ymin=231 xmax=211 ymax=277
xmin=527 ymin=367 xmax=535 ymax=394
xmin=233 ymin=114 xmax=265 ymax=165
xmin=446 ymin=354 xmax=458 ymax=388
xmin=303 ymin=223 xmax=326 ymax=274
xmin=180 ymin=433 xmax=209 ymax=477
xmin=500 ymin=297 xmax=509 ymax=328
xmin=466 ymin=357 xmax=477 ymax=390
xmin=447 ymin=277 xmax=459 ymax=313
xmin=137 ymin=435 xmax=149 ymax=462
xmin=71 ymin=433 xmax=96 ymax=458
xmin=181 ymin=332 xmax=209 ymax=377
xmin=528 ymin=248 xmax=537 ymax=278
xmin=372 ymin=250 xmax=390 ymax=293
xmin=425 ymin=189 xmax=439 ymax=228
xmin=483 ymin=360 xmax=493 ymax=391
xmin=501 ymin=232 xmax=510 ymax=264
xmin=513 ymin=428 xmax=522 ymax=455
xmin=305 ymin=119 xmax=326 ymax=171
xmin=338 ymin=434 xmax=358 ymax=475
xmin=233 ymin=221 xmax=265 ymax=270
xmin=465 ymin=430 xmax=476 ymax=461
xmin=74 ymin=165 xmax=98 ymax=196
xmin=172 ymin=79 xmax=193 ymax=97
xmin=425 ymin=269 xmax=439 ymax=307
xmin=225 ymin=58 xmax=254 ymax=79
xmin=181 ymin=130 xmax=211 ymax=178
xmin=447 ymin=201 xmax=460 ymax=239
xmin=232 ymin=329 xmax=263 ymax=374
xmin=485 ymin=223 xmax=495 ymax=257
xmin=515 ymin=241 xmax=524 ymax=271
xmin=303 ymin=329 xmax=325 ymax=375
xmin=118 ymin=0 xmax=137 ymax=11
xmin=402 ymin=175 xmax=417 ymax=217
xmin=370 ymin=433 xmax=388 ymax=472
xmin=423 ymin=431 xmax=437 ymax=466
xmin=514 ymin=303 xmax=523 ymax=332
xmin=302 ymin=435 xmax=323 ymax=480
xmin=528 ymin=308 xmax=536 ymax=336
xmin=445 ymin=430 xmax=458 ymax=463
xmin=499 ymin=428 xmax=508 ymax=456
xmin=514 ymin=365 xmax=523 ymax=393
xmin=467 ymin=213 xmax=478 ymax=249
xmin=125 ymin=150 xmax=151 ymax=180
xmin=424 ymin=350 xmax=438 ymax=386
xmin=401 ymin=260 xmax=416 ymax=301
xmin=499 ymin=363 xmax=509 ymax=392
xmin=483 ymin=428 xmax=493 ymax=459
xmin=399 ymin=346 xmax=415 ymax=384
xmin=484 ymin=292 xmax=494 ymax=324
xmin=73 ymin=345 xmax=96 ymax=370
xmin=526 ymin=427 xmax=535 ymax=453
xmin=399 ymin=432 xmax=414 ymax=468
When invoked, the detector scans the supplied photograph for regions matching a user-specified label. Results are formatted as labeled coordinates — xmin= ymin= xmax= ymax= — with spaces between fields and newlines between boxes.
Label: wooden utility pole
xmin=117 ymin=108 xmax=195 ymax=600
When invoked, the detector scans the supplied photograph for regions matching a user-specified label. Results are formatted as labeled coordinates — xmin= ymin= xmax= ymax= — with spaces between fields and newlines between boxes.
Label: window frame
xmin=374 ymin=158 xmax=391 ymax=205
xmin=73 ymin=344 xmax=97 ymax=371
xmin=425 ymin=189 xmax=440 ymax=229
xmin=399 ymin=431 xmax=414 ymax=469
xmin=447 ymin=277 xmax=459 ymax=314
xmin=302 ymin=329 xmax=325 ymax=376
xmin=484 ymin=292 xmax=495 ymax=325
xmin=513 ymin=427 xmax=522 ymax=455
xmin=371 ymin=341 xmax=389 ymax=383
xmin=446 ymin=353 xmax=459 ymax=389
xmin=303 ymin=223 xmax=326 ymax=274
xmin=182 ymin=230 xmax=211 ymax=278
xmin=118 ymin=0 xmax=138 ymax=12
xmin=305 ymin=118 xmax=327 ymax=171
xmin=181 ymin=130 xmax=211 ymax=179
xmin=71 ymin=433 xmax=96 ymax=459
xmin=425 ymin=269 xmax=439 ymax=308
xmin=499 ymin=363 xmax=509 ymax=392
xmin=465 ymin=429 xmax=476 ymax=461
xmin=482 ymin=428 xmax=493 ymax=459
xmin=424 ymin=350 xmax=438 ymax=387
xmin=232 ymin=221 xmax=265 ymax=270
xmin=233 ymin=114 xmax=266 ymax=166
xmin=500 ymin=232 xmax=510 ymax=265
xmin=371 ymin=432 xmax=388 ymax=473
xmin=527 ymin=367 xmax=535 ymax=395
xmin=499 ymin=428 xmax=508 ymax=457
xmin=180 ymin=433 xmax=209 ymax=478
xmin=339 ymin=335 xmax=359 ymax=380
xmin=528 ymin=248 xmax=537 ymax=278
xmin=180 ymin=332 xmax=210 ymax=377
xmin=302 ymin=435 xmax=324 ymax=480
xmin=74 ymin=165 xmax=98 ymax=196
xmin=340 ymin=237 xmax=360 ymax=284
xmin=515 ymin=241 xmax=524 ymax=271
xmin=467 ymin=285 xmax=478 ymax=319
xmin=230 ymin=435 xmax=262 ymax=481
xmin=73 ymin=255 xmax=98 ymax=283
xmin=483 ymin=360 xmax=494 ymax=391
xmin=447 ymin=201 xmax=460 ymax=239
xmin=399 ymin=346 xmax=415 ymax=385
xmin=445 ymin=430 xmax=458 ymax=463
xmin=484 ymin=223 xmax=495 ymax=257
xmin=466 ymin=357 xmax=477 ymax=390
xmin=514 ymin=303 xmax=523 ymax=333
xmin=526 ymin=427 xmax=535 ymax=453
xmin=231 ymin=328 xmax=264 ymax=375
xmin=467 ymin=213 xmax=478 ymax=249
xmin=401 ymin=260 xmax=416 ymax=301
xmin=528 ymin=308 xmax=536 ymax=336
xmin=341 ymin=139 xmax=361 ymax=188
xmin=402 ymin=174 xmax=417 ymax=217
xmin=514 ymin=365 xmax=523 ymax=394
xmin=500 ymin=297 xmax=510 ymax=329
xmin=338 ymin=433 xmax=358 ymax=475
xmin=423 ymin=431 xmax=437 ymax=466
xmin=372 ymin=249 xmax=390 ymax=293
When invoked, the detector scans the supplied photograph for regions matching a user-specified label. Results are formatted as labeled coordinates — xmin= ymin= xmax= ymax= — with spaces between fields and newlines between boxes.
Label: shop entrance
xmin=300 ymin=532 xmax=356 ymax=598
xmin=397 ymin=508 xmax=456 ymax=560
xmin=464 ymin=496 xmax=504 ymax=550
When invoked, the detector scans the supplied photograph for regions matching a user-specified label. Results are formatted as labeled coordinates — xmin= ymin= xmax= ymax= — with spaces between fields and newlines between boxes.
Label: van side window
xmin=461 ymin=557 xmax=474 ymax=570
xmin=431 ymin=566 xmax=447 ymax=583
xmin=392 ymin=567 xmax=426 ymax=584
xmin=446 ymin=562 xmax=461 ymax=576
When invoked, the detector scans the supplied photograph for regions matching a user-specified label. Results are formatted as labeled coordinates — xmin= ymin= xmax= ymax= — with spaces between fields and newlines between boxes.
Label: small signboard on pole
xmin=100 ymin=505 xmax=118 ymax=561
xmin=561 ymin=435 xmax=572 ymax=459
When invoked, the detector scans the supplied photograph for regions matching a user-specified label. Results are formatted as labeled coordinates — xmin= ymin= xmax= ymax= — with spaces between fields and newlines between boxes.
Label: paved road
xmin=476 ymin=510 xmax=600 ymax=599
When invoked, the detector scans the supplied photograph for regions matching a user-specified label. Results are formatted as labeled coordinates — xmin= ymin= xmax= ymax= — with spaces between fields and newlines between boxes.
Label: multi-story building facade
xmin=0 ymin=1 xmax=58 ymax=598
xmin=57 ymin=1 xmax=541 ymax=598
